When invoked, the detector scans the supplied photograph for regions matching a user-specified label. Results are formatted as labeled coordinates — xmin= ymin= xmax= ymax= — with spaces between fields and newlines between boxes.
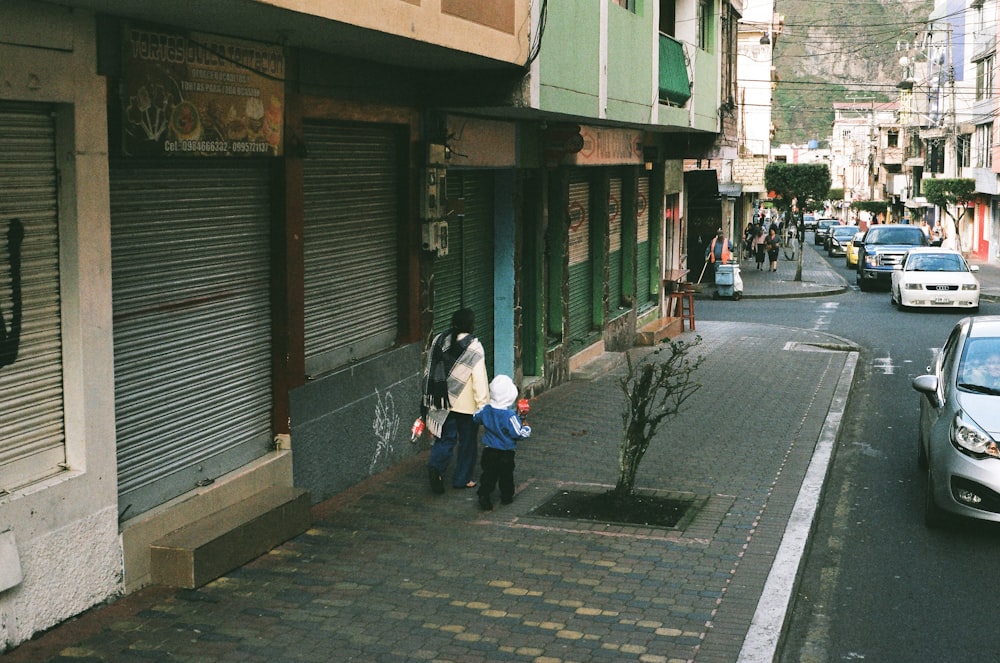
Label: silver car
xmin=913 ymin=316 xmax=1000 ymax=527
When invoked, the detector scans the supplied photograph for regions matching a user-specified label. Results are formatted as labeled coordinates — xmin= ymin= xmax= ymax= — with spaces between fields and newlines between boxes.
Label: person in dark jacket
xmin=764 ymin=227 xmax=781 ymax=272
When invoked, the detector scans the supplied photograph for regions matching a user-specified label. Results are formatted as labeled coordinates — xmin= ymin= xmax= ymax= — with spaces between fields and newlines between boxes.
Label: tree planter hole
xmin=530 ymin=490 xmax=696 ymax=529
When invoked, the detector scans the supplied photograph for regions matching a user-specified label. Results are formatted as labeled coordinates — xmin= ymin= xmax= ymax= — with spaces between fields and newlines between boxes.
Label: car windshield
xmin=866 ymin=227 xmax=925 ymax=245
xmin=957 ymin=339 xmax=1000 ymax=394
xmin=905 ymin=253 xmax=967 ymax=272
xmin=832 ymin=227 xmax=858 ymax=239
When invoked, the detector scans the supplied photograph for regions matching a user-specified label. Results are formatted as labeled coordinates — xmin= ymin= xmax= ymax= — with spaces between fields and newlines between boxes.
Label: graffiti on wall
xmin=370 ymin=388 xmax=401 ymax=474
xmin=0 ymin=219 xmax=24 ymax=369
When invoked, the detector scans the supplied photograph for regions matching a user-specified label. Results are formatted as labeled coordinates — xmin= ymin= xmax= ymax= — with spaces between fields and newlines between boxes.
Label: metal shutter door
xmin=0 ymin=102 xmax=66 ymax=491
xmin=608 ymin=177 xmax=623 ymax=310
xmin=110 ymin=160 xmax=272 ymax=520
xmin=433 ymin=172 xmax=495 ymax=375
xmin=636 ymin=177 xmax=654 ymax=306
xmin=567 ymin=179 xmax=593 ymax=345
xmin=302 ymin=123 xmax=399 ymax=376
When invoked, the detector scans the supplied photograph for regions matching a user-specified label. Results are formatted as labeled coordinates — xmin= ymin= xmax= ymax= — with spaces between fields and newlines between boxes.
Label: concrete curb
xmin=739 ymin=348 xmax=859 ymax=662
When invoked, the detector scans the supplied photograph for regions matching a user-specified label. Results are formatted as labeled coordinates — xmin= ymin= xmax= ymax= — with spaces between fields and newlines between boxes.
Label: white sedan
xmin=890 ymin=247 xmax=980 ymax=310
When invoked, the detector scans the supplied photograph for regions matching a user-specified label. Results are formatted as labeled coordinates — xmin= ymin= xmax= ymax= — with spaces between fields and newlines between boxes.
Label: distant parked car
xmin=912 ymin=316 xmax=1000 ymax=527
xmin=826 ymin=225 xmax=860 ymax=257
xmin=855 ymin=224 xmax=930 ymax=291
xmin=814 ymin=218 xmax=840 ymax=245
xmin=845 ymin=231 xmax=864 ymax=269
xmin=890 ymin=247 xmax=980 ymax=311
xmin=803 ymin=214 xmax=817 ymax=231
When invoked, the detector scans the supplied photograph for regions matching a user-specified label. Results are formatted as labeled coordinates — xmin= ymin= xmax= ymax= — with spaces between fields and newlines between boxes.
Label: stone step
xmin=570 ymin=351 xmax=625 ymax=381
xmin=150 ymin=485 xmax=311 ymax=589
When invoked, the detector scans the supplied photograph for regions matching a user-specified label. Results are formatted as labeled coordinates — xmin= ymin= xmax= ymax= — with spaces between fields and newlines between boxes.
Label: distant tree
xmin=765 ymin=163 xmax=832 ymax=280
xmin=828 ymin=188 xmax=844 ymax=202
xmin=922 ymin=178 xmax=975 ymax=251
xmin=850 ymin=200 xmax=889 ymax=222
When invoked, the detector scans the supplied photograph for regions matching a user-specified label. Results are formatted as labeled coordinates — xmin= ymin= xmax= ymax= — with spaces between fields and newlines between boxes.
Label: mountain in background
xmin=770 ymin=0 xmax=935 ymax=147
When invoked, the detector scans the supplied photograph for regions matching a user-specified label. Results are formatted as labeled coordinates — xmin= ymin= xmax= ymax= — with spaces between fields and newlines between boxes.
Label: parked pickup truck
xmin=854 ymin=224 xmax=931 ymax=291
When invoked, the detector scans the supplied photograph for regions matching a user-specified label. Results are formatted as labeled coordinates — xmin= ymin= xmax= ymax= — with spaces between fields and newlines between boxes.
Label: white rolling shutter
xmin=0 ymin=102 xmax=66 ymax=492
xmin=110 ymin=159 xmax=273 ymax=520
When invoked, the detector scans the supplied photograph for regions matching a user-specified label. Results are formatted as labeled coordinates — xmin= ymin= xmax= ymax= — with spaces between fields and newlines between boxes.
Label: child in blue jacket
xmin=474 ymin=375 xmax=531 ymax=511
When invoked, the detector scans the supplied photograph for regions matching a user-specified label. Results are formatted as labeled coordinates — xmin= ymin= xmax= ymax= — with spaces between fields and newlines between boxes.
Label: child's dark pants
xmin=478 ymin=447 xmax=516 ymax=504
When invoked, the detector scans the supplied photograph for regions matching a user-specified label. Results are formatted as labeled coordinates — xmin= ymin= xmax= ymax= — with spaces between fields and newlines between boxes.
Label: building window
xmin=976 ymin=123 xmax=993 ymax=168
xmin=698 ymin=0 xmax=713 ymax=51
xmin=976 ymin=54 xmax=994 ymax=101
xmin=660 ymin=0 xmax=676 ymax=36
xmin=958 ymin=134 xmax=971 ymax=169
xmin=887 ymin=129 xmax=899 ymax=148
xmin=612 ymin=0 xmax=637 ymax=12
xmin=926 ymin=138 xmax=945 ymax=174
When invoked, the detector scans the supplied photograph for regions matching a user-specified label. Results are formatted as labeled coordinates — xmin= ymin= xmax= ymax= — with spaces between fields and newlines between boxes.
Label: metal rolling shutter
xmin=608 ymin=177 xmax=623 ymax=310
xmin=567 ymin=179 xmax=593 ymax=345
xmin=636 ymin=177 xmax=654 ymax=306
xmin=110 ymin=160 xmax=272 ymax=520
xmin=0 ymin=102 xmax=66 ymax=491
xmin=433 ymin=171 xmax=495 ymax=375
xmin=302 ymin=123 xmax=400 ymax=376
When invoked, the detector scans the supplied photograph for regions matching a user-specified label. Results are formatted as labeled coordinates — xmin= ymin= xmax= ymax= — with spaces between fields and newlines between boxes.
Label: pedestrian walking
xmin=474 ymin=374 xmax=531 ymax=511
xmin=765 ymin=227 xmax=781 ymax=272
xmin=422 ymin=307 xmax=490 ymax=493
xmin=752 ymin=224 xmax=767 ymax=270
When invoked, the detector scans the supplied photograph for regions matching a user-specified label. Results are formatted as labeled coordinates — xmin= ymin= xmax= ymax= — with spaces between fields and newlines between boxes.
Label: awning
xmin=718 ymin=182 xmax=743 ymax=197
xmin=904 ymin=197 xmax=933 ymax=209
xmin=659 ymin=35 xmax=691 ymax=106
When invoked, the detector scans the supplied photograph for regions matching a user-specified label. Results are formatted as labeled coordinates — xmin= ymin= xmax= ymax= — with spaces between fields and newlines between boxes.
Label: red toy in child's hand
xmin=516 ymin=398 xmax=530 ymax=418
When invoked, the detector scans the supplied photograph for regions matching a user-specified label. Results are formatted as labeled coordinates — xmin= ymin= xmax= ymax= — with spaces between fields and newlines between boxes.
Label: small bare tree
xmin=613 ymin=336 xmax=704 ymax=498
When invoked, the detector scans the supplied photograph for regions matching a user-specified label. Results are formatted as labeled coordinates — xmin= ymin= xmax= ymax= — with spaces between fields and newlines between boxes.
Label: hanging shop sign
xmin=564 ymin=126 xmax=644 ymax=166
xmin=445 ymin=116 xmax=517 ymax=167
xmin=121 ymin=22 xmax=285 ymax=157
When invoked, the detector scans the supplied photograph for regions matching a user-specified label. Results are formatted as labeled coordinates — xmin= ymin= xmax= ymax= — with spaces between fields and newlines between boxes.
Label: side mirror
xmin=911 ymin=374 xmax=943 ymax=408
xmin=970 ymin=265 xmax=980 ymax=273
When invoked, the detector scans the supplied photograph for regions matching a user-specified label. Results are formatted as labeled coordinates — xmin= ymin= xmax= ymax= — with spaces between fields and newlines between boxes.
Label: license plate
xmin=934 ymin=297 xmax=950 ymax=304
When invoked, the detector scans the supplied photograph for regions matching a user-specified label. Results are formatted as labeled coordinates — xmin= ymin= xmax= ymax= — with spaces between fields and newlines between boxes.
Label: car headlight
xmin=864 ymin=253 xmax=877 ymax=267
xmin=951 ymin=411 xmax=1000 ymax=458
xmin=961 ymin=283 xmax=978 ymax=291
xmin=903 ymin=282 xmax=922 ymax=290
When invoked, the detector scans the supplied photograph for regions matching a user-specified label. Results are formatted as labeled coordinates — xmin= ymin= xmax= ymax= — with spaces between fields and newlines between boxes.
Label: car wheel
xmin=917 ymin=429 xmax=928 ymax=469
xmin=924 ymin=466 xmax=949 ymax=528
xmin=858 ymin=278 xmax=869 ymax=292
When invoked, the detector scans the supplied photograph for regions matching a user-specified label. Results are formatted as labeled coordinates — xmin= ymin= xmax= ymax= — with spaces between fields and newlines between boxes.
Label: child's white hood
xmin=489 ymin=375 xmax=518 ymax=409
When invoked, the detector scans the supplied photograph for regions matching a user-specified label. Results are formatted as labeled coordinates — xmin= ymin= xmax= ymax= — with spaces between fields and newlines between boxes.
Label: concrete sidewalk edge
xmin=738 ymin=349 xmax=859 ymax=662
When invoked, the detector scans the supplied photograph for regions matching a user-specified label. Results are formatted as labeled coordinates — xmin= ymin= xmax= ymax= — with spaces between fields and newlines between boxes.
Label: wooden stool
xmin=666 ymin=291 xmax=695 ymax=331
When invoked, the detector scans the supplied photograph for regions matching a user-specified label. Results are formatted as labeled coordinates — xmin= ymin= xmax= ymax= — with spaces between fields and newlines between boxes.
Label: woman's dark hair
xmin=450 ymin=308 xmax=475 ymax=342
xmin=451 ymin=308 xmax=475 ymax=333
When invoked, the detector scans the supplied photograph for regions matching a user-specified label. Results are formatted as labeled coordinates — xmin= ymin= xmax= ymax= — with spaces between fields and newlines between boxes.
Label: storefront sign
xmin=445 ymin=116 xmax=517 ymax=167
xmin=122 ymin=23 xmax=285 ymax=157
xmin=566 ymin=127 xmax=644 ymax=166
